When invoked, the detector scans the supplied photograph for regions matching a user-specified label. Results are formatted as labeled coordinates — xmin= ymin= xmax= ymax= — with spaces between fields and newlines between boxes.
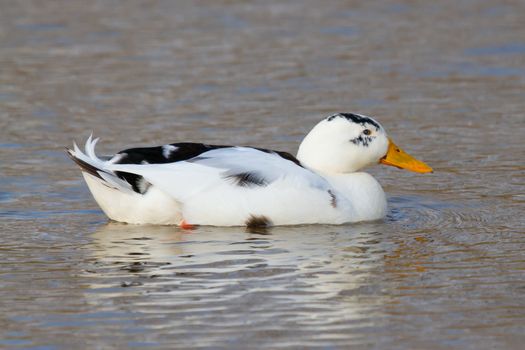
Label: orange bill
xmin=379 ymin=138 xmax=433 ymax=173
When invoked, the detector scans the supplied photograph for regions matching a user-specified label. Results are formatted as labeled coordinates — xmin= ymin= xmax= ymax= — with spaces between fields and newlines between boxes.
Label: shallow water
xmin=1 ymin=1 xmax=525 ymax=349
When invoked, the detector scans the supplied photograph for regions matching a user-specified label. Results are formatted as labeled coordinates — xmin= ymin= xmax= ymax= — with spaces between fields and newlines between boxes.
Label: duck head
xmin=296 ymin=113 xmax=432 ymax=174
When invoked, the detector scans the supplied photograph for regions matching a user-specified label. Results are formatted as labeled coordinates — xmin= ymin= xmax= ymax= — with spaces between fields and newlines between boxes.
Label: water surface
xmin=1 ymin=1 xmax=524 ymax=349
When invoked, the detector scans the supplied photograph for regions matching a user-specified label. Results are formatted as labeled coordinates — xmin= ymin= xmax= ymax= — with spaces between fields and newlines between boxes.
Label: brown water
xmin=1 ymin=1 xmax=525 ymax=349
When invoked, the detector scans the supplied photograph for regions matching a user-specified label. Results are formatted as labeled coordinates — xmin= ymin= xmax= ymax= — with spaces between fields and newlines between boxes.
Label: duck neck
xmin=296 ymin=148 xmax=361 ymax=175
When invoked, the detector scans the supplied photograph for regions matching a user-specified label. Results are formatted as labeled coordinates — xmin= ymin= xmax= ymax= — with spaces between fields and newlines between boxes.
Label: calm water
xmin=1 ymin=1 xmax=525 ymax=349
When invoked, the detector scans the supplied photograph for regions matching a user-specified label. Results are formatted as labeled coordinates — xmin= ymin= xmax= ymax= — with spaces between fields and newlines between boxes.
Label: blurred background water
xmin=1 ymin=1 xmax=524 ymax=349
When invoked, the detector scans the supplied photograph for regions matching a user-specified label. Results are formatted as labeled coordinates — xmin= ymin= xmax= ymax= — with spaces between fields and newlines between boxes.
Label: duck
xmin=67 ymin=113 xmax=432 ymax=227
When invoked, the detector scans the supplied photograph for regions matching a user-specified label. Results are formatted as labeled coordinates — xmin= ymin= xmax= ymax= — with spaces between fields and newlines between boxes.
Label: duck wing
xmin=108 ymin=145 xmax=330 ymax=197
xmin=105 ymin=143 xmax=337 ymax=225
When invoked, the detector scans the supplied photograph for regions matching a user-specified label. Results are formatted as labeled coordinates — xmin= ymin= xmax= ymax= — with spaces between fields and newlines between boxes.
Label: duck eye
xmin=363 ymin=129 xmax=371 ymax=136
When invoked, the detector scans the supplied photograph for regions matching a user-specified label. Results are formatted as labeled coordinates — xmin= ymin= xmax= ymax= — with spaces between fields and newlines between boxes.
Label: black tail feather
xmin=66 ymin=148 xmax=105 ymax=180
xmin=66 ymin=148 xmax=149 ymax=194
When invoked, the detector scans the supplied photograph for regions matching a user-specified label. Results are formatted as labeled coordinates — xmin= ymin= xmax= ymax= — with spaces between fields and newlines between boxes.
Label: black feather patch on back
xmin=224 ymin=172 xmax=269 ymax=187
xmin=109 ymin=142 xmax=303 ymax=194
xmin=255 ymin=148 xmax=303 ymax=167
xmin=113 ymin=142 xmax=303 ymax=167
xmin=114 ymin=143 xmax=231 ymax=165
xmin=245 ymin=215 xmax=272 ymax=228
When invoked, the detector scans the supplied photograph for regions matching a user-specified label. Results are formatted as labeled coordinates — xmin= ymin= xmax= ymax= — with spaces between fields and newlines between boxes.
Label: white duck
xmin=67 ymin=113 xmax=432 ymax=227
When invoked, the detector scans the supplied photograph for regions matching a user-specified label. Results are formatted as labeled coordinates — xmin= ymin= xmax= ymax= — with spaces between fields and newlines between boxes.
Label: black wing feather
xmin=103 ymin=142 xmax=303 ymax=194
xmin=114 ymin=142 xmax=303 ymax=167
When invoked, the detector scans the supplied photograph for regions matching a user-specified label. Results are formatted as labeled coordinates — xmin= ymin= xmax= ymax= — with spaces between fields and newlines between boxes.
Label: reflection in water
xmin=86 ymin=222 xmax=388 ymax=302
xmin=82 ymin=215 xmax=494 ymax=347
xmin=80 ymin=222 xmax=407 ymax=347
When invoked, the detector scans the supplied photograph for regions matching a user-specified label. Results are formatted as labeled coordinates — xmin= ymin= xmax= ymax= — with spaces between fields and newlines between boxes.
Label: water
xmin=1 ymin=1 xmax=524 ymax=349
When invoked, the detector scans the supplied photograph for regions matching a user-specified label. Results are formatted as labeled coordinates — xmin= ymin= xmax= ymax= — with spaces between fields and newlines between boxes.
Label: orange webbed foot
xmin=179 ymin=219 xmax=197 ymax=230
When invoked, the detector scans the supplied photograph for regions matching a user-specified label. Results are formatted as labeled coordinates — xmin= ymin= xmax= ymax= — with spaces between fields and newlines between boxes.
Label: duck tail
xmin=66 ymin=135 xmax=134 ymax=193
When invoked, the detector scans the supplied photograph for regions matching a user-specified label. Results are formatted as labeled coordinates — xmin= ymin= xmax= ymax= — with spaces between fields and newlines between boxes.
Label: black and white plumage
xmin=67 ymin=113 xmax=432 ymax=226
